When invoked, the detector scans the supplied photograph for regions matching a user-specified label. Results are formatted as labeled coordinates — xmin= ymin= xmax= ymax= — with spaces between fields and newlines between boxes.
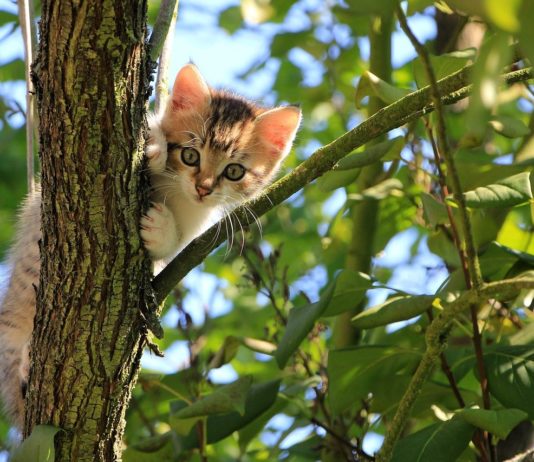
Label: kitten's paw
xmin=140 ymin=203 xmax=180 ymax=260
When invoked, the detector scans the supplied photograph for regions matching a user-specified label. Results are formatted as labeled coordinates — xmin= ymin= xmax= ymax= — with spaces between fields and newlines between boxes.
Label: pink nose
xmin=196 ymin=185 xmax=213 ymax=197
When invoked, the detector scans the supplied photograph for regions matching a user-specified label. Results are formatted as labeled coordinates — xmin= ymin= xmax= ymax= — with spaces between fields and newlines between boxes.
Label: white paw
xmin=140 ymin=203 xmax=180 ymax=260
xmin=146 ymin=117 xmax=168 ymax=173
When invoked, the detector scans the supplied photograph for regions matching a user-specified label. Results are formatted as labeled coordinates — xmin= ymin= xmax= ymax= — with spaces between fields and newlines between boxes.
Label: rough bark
xmin=28 ymin=1 xmax=152 ymax=461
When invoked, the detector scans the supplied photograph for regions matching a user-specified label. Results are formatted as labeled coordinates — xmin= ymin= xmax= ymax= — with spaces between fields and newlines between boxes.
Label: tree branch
xmin=376 ymin=276 xmax=534 ymax=462
xmin=154 ymin=0 xmax=179 ymax=113
xmin=148 ymin=0 xmax=179 ymax=62
xmin=152 ymin=66 xmax=532 ymax=303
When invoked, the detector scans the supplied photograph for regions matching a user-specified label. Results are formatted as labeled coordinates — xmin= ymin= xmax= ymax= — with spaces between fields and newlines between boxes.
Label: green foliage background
xmin=1 ymin=0 xmax=534 ymax=460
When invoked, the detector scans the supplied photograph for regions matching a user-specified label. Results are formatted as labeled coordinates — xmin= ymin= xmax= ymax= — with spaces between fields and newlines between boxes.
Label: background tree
xmin=0 ymin=1 xmax=533 ymax=462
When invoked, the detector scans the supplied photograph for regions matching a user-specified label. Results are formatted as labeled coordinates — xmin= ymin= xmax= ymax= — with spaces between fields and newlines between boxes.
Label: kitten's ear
xmin=254 ymin=106 xmax=302 ymax=160
xmin=171 ymin=64 xmax=211 ymax=111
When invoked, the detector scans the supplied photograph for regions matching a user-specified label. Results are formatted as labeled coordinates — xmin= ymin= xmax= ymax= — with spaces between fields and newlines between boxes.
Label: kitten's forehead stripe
xmin=206 ymin=92 xmax=256 ymax=154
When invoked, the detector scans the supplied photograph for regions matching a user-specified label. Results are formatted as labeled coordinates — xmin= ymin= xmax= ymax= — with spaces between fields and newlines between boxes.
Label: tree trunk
xmin=27 ymin=1 xmax=152 ymax=460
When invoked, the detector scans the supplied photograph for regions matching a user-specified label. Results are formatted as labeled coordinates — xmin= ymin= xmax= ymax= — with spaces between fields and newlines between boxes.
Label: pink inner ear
xmin=256 ymin=107 xmax=302 ymax=157
xmin=171 ymin=65 xmax=211 ymax=111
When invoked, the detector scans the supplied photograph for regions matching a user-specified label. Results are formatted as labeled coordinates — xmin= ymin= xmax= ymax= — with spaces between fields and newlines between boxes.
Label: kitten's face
xmin=157 ymin=65 xmax=301 ymax=211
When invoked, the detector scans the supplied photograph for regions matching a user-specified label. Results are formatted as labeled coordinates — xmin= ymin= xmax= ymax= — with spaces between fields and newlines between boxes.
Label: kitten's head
xmin=157 ymin=64 xmax=301 ymax=209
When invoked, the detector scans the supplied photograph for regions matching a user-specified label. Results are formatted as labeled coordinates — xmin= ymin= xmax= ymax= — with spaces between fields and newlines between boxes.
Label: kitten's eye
xmin=224 ymin=163 xmax=246 ymax=181
xmin=181 ymin=147 xmax=200 ymax=167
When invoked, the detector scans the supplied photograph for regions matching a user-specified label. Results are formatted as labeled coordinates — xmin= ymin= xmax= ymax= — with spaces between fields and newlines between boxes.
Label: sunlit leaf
xmin=484 ymin=0 xmax=521 ymax=32
xmin=317 ymin=168 xmax=360 ymax=192
xmin=355 ymin=71 xmax=410 ymax=108
xmin=219 ymin=6 xmax=242 ymax=34
xmin=328 ymin=346 xmax=421 ymax=414
xmin=336 ymin=137 xmax=404 ymax=170
xmin=489 ymin=115 xmax=531 ymax=138
xmin=391 ymin=417 xmax=475 ymax=462
xmin=322 ymin=270 xmax=372 ymax=317
xmin=12 ymin=425 xmax=61 ymax=462
xmin=0 ymin=58 xmax=25 ymax=82
xmin=347 ymin=178 xmax=403 ymax=202
xmin=458 ymin=407 xmax=528 ymax=439
xmin=455 ymin=172 xmax=532 ymax=209
xmin=421 ymin=193 xmax=449 ymax=227
xmin=123 ymin=432 xmax=175 ymax=461
xmin=484 ymin=345 xmax=534 ymax=419
xmin=413 ymin=49 xmax=474 ymax=88
xmin=351 ymin=294 xmax=436 ymax=329
xmin=170 ymin=375 xmax=253 ymax=420
xmin=208 ymin=335 xmax=241 ymax=369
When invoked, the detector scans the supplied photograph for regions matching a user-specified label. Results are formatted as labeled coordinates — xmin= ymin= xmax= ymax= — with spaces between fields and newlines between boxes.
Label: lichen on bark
xmin=29 ymin=1 xmax=152 ymax=460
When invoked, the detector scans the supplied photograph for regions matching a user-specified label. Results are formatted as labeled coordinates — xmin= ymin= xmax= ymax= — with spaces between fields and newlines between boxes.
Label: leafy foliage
xmin=1 ymin=0 xmax=534 ymax=461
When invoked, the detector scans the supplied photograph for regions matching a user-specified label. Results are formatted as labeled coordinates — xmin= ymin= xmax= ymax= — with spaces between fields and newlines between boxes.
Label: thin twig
xmin=154 ymin=0 xmax=179 ymax=113
xmin=18 ymin=0 xmax=36 ymax=193
xmin=152 ymin=65 xmax=532 ymax=303
xmin=148 ymin=0 xmax=179 ymax=62
xmin=376 ymin=276 xmax=534 ymax=462
xmin=396 ymin=6 xmax=494 ymax=460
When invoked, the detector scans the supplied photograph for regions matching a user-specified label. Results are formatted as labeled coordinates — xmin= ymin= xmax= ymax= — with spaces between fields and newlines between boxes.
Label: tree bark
xmin=28 ymin=1 xmax=152 ymax=460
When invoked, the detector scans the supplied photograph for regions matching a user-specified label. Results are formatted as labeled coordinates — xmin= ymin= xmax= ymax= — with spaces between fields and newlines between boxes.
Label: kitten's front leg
xmin=140 ymin=202 xmax=181 ymax=260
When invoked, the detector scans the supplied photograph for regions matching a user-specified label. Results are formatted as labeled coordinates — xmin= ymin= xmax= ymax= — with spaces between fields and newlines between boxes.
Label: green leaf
xmin=484 ymin=0 xmax=521 ymax=32
xmin=0 ymin=10 xmax=17 ymax=27
xmin=208 ymin=335 xmax=241 ymax=369
xmin=421 ymin=193 xmax=449 ymax=227
xmin=355 ymin=71 xmax=410 ymax=108
xmin=0 ymin=58 xmax=25 ymax=82
xmin=169 ymin=401 xmax=199 ymax=436
xmin=322 ymin=270 xmax=372 ymax=317
xmin=458 ymin=408 xmax=528 ymax=439
xmin=317 ymin=168 xmax=360 ymax=192
xmin=175 ymin=380 xmax=281 ymax=450
xmin=275 ymin=278 xmax=337 ymax=368
xmin=351 ymin=295 xmax=436 ymax=329
xmin=518 ymin=0 xmax=534 ymax=69
xmin=407 ymin=0 xmax=434 ymax=14
xmin=123 ymin=432 xmax=175 ymax=461
xmin=413 ymin=50 xmax=474 ymax=88
xmin=218 ymin=6 xmax=242 ymax=34
xmin=238 ymin=389 xmax=287 ymax=452
xmin=391 ymin=417 xmax=475 ymax=462
xmin=205 ymin=380 xmax=280 ymax=445
xmin=287 ymin=435 xmax=323 ymax=458
xmin=347 ymin=178 xmax=403 ymax=202
xmin=336 ymin=137 xmax=404 ymax=170
xmin=170 ymin=375 xmax=253 ymax=420
xmin=341 ymin=0 xmax=397 ymax=16
xmin=489 ymin=115 xmax=531 ymax=138
xmin=483 ymin=345 xmax=534 ymax=419
xmin=12 ymin=425 xmax=61 ymax=462
xmin=328 ymin=346 xmax=421 ymax=414
xmin=458 ymin=172 xmax=533 ymax=208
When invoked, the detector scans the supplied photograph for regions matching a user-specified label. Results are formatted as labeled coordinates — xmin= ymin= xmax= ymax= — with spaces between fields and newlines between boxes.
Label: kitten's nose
xmin=196 ymin=185 xmax=213 ymax=198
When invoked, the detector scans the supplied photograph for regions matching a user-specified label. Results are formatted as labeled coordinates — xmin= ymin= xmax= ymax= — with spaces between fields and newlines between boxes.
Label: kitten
xmin=141 ymin=64 xmax=301 ymax=262
xmin=0 ymin=64 xmax=301 ymax=428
